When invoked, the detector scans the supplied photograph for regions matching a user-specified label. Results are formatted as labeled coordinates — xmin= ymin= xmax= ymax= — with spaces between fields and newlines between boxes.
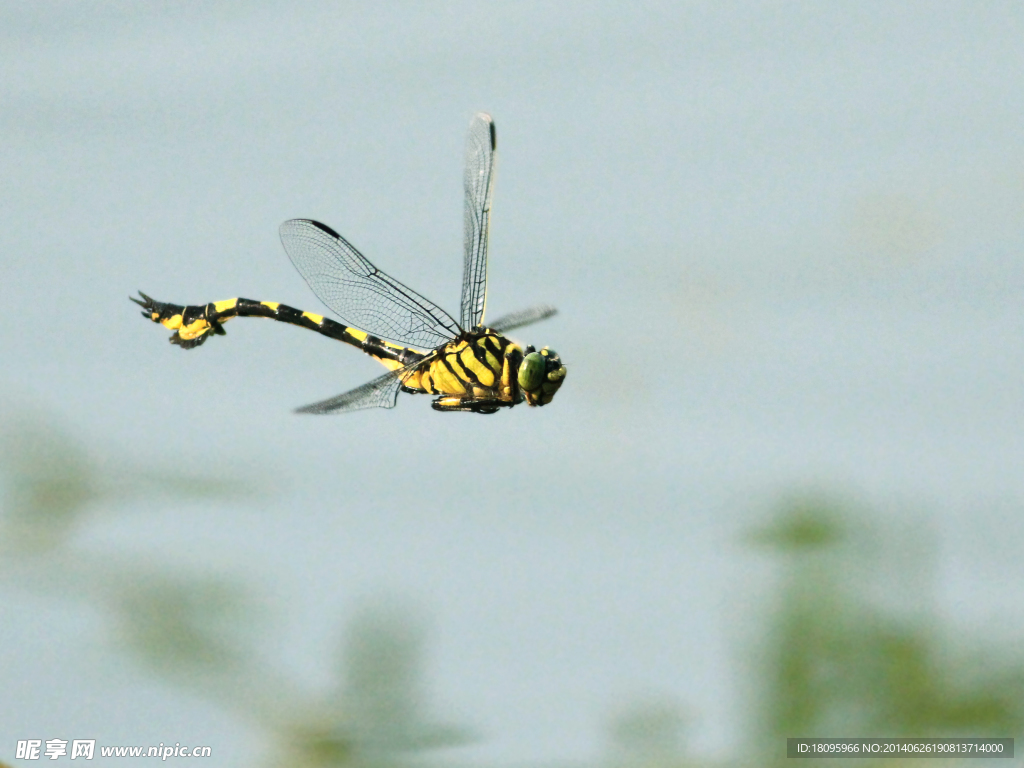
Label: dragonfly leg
xmin=430 ymin=396 xmax=510 ymax=414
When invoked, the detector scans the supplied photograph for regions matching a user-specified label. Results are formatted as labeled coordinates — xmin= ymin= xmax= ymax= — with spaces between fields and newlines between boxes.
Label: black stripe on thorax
xmin=483 ymin=334 xmax=505 ymax=358
xmin=453 ymin=351 xmax=484 ymax=387
xmin=466 ymin=337 xmax=500 ymax=373
xmin=438 ymin=350 xmax=464 ymax=382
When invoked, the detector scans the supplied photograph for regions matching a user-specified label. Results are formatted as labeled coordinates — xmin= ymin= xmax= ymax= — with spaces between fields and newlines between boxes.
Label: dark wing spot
xmin=309 ymin=220 xmax=343 ymax=239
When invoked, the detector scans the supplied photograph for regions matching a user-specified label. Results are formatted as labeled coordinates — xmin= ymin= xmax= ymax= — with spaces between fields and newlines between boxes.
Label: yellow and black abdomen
xmin=132 ymin=292 xmax=421 ymax=366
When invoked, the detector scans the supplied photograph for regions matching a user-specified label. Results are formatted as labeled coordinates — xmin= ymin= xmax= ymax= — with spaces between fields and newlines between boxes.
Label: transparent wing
xmin=461 ymin=112 xmax=497 ymax=330
xmin=295 ymin=356 xmax=432 ymax=415
xmin=280 ymin=219 xmax=461 ymax=349
xmin=488 ymin=305 xmax=557 ymax=334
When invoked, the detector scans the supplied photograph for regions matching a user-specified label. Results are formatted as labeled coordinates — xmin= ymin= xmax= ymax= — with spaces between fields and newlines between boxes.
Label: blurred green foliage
xmin=0 ymin=415 xmax=469 ymax=768
xmin=1 ymin=417 xmax=95 ymax=553
xmin=606 ymin=695 xmax=689 ymax=768
xmin=0 ymin=414 xmax=250 ymax=556
xmin=751 ymin=495 xmax=1024 ymax=766
xmin=2 ymin=417 xmax=1021 ymax=767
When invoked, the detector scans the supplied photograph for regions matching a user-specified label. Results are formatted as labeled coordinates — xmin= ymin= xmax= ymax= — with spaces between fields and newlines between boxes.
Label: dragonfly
xmin=132 ymin=113 xmax=566 ymax=414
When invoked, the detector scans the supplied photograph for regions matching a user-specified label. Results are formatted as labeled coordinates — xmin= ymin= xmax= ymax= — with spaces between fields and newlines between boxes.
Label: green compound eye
xmin=518 ymin=351 xmax=546 ymax=392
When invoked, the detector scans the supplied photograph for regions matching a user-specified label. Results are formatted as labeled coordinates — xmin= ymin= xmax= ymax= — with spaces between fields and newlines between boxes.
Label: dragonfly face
xmin=518 ymin=347 xmax=567 ymax=407
xmin=133 ymin=113 xmax=566 ymax=415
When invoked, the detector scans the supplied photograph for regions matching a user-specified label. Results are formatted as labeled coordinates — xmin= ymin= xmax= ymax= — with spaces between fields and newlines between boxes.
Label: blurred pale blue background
xmin=2 ymin=1 xmax=1024 ymax=765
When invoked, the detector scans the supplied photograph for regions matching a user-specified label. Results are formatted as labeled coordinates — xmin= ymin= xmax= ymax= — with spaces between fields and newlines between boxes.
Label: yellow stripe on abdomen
xmin=177 ymin=317 xmax=212 ymax=340
xmin=159 ymin=313 xmax=184 ymax=330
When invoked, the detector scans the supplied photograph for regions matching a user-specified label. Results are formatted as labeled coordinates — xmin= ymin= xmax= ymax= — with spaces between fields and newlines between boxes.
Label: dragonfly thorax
xmin=409 ymin=331 xmax=566 ymax=412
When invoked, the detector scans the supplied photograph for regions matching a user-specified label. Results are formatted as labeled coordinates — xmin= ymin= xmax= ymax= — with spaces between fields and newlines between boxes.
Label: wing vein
xmin=280 ymin=219 xmax=461 ymax=348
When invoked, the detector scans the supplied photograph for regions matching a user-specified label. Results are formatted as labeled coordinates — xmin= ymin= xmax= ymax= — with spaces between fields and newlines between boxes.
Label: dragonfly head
xmin=518 ymin=346 xmax=567 ymax=406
